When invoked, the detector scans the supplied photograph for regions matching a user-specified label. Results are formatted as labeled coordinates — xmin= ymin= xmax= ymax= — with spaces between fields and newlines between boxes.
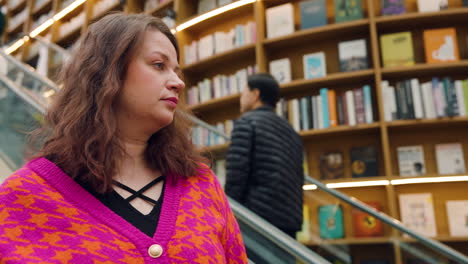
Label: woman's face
xmin=116 ymin=30 xmax=185 ymax=133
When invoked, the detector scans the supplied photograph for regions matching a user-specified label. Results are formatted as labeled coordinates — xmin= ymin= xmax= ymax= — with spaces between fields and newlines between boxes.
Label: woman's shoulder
xmin=0 ymin=165 xmax=45 ymax=201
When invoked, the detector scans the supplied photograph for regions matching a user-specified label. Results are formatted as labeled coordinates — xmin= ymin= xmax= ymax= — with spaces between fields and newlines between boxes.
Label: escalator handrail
xmin=0 ymin=50 xmax=59 ymax=92
xmin=229 ymin=198 xmax=331 ymax=264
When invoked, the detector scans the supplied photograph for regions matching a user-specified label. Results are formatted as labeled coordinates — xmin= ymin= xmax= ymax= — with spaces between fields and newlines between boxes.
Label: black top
xmin=225 ymin=105 xmax=304 ymax=234
xmin=83 ymin=176 xmax=165 ymax=237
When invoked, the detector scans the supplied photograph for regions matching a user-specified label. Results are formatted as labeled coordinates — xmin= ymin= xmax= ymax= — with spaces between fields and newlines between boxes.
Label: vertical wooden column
xmin=254 ymin=0 xmax=266 ymax=73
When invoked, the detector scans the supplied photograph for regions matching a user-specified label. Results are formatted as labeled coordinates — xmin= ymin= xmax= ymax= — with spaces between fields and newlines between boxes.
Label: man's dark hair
xmin=247 ymin=73 xmax=280 ymax=107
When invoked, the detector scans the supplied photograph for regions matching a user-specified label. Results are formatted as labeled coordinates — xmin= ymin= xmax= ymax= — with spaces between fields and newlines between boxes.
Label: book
xmin=381 ymin=0 xmax=406 ymax=15
xmin=269 ymin=58 xmax=291 ymax=84
xmin=338 ymin=39 xmax=368 ymax=72
xmin=334 ymin=0 xmax=363 ymax=23
xmin=318 ymin=204 xmax=345 ymax=239
xmin=319 ymin=151 xmax=344 ymax=180
xmin=300 ymin=0 xmax=327 ymax=30
xmin=266 ymin=3 xmax=294 ymax=39
xmin=351 ymin=145 xmax=378 ymax=178
xmin=352 ymin=201 xmax=384 ymax=237
xmin=361 ymin=261 xmax=390 ymax=264
xmin=197 ymin=0 xmax=217 ymax=14
xmin=399 ymin=193 xmax=437 ymax=237
xmin=423 ymin=28 xmax=459 ymax=64
xmin=380 ymin=32 xmax=414 ymax=68
xmin=417 ymin=0 xmax=448 ymax=12
xmin=320 ymin=88 xmax=330 ymax=128
xmin=397 ymin=145 xmax=426 ymax=176
xmin=435 ymin=143 xmax=466 ymax=174
xmin=303 ymin=52 xmax=326 ymax=79
xmin=446 ymin=200 xmax=468 ymax=237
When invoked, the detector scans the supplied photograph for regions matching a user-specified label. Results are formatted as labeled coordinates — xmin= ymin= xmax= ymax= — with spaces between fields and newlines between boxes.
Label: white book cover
xmin=198 ymin=35 xmax=214 ymax=60
xmin=417 ymin=0 xmax=448 ymax=12
xmin=435 ymin=143 xmax=466 ymax=175
xmin=421 ymin=82 xmax=436 ymax=119
xmin=381 ymin=81 xmax=392 ymax=122
xmin=399 ymin=193 xmax=437 ymax=237
xmin=266 ymin=3 xmax=294 ymax=39
xmin=446 ymin=200 xmax=468 ymax=237
xmin=455 ymin=80 xmax=467 ymax=116
xmin=338 ymin=39 xmax=368 ymax=72
xmin=303 ymin=52 xmax=326 ymax=80
xmin=346 ymin=90 xmax=356 ymax=126
xmin=397 ymin=145 xmax=426 ymax=176
xmin=410 ymin=78 xmax=424 ymax=119
xmin=388 ymin=86 xmax=397 ymax=121
xmin=317 ymin=95 xmax=323 ymax=129
xmin=198 ymin=0 xmax=217 ymax=14
xmin=269 ymin=58 xmax=292 ymax=84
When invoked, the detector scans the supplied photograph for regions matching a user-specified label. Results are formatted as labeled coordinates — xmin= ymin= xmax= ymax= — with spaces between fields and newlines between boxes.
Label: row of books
xmin=381 ymin=27 xmax=460 ymax=68
xmin=270 ymin=39 xmax=368 ymax=85
xmin=192 ymin=120 xmax=234 ymax=147
xmin=382 ymin=78 xmax=468 ymax=122
xmin=317 ymin=195 xmax=468 ymax=240
xmin=58 ymin=13 xmax=85 ymax=38
xmin=144 ymin=0 xmax=171 ymax=12
xmin=8 ymin=0 xmax=24 ymax=10
xmin=318 ymin=142 xmax=466 ymax=180
xmin=397 ymin=143 xmax=466 ymax=177
xmin=197 ymin=0 xmax=234 ymax=15
xmin=92 ymin=0 xmax=120 ymax=19
xmin=277 ymin=85 xmax=374 ymax=132
xmin=186 ymin=65 xmax=257 ymax=105
xmin=33 ymin=0 xmax=50 ymax=13
xmin=266 ymin=0 xmax=468 ymax=40
xmin=183 ymin=21 xmax=257 ymax=65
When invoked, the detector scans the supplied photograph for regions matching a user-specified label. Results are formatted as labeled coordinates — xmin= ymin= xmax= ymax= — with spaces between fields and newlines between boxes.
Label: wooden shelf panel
xmin=179 ymin=1 xmax=254 ymax=34
xmin=320 ymin=176 xmax=390 ymax=185
xmin=381 ymin=61 xmax=468 ymax=79
xmin=401 ymin=236 xmax=468 ymax=243
xmin=280 ymin=69 xmax=375 ymax=96
xmin=386 ymin=117 xmax=468 ymax=131
xmin=182 ymin=44 xmax=255 ymax=74
xmin=375 ymin=8 xmax=468 ymax=31
xmin=264 ymin=19 xmax=370 ymax=50
xmin=300 ymin=122 xmax=381 ymax=140
xmin=305 ymin=237 xmax=391 ymax=246
xmin=188 ymin=93 xmax=240 ymax=113
xmin=145 ymin=0 xmax=173 ymax=16
xmin=33 ymin=0 xmax=53 ymax=16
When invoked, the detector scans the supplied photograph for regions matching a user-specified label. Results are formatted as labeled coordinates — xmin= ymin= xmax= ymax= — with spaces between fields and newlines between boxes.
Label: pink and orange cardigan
xmin=0 ymin=158 xmax=248 ymax=263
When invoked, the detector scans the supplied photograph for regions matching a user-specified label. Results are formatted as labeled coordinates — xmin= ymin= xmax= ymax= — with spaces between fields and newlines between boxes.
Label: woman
xmin=0 ymin=13 xmax=247 ymax=263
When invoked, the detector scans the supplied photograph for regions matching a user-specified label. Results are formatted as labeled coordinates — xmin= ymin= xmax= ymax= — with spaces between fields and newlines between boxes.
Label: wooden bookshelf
xmin=188 ymin=93 xmax=240 ymax=112
xmin=8 ymin=0 xmax=26 ymax=14
xmin=4 ymin=0 xmax=468 ymax=263
xmin=182 ymin=43 xmax=256 ymax=73
xmin=300 ymin=122 xmax=380 ymax=139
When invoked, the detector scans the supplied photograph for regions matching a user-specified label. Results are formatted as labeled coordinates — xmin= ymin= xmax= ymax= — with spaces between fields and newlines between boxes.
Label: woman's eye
xmin=153 ymin=63 xmax=164 ymax=70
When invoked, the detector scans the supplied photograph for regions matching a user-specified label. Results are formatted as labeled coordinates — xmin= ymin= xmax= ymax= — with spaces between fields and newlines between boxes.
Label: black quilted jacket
xmin=225 ymin=106 xmax=304 ymax=233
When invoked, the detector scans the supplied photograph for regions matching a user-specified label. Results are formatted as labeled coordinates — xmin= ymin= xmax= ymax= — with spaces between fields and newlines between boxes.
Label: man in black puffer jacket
xmin=225 ymin=73 xmax=304 ymax=239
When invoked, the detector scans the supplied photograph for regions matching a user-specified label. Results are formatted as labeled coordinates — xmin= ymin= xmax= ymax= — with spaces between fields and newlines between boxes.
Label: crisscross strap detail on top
xmin=113 ymin=176 xmax=165 ymax=205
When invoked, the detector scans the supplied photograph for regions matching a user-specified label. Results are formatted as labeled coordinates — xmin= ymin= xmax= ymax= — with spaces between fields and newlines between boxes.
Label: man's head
xmin=240 ymin=73 xmax=280 ymax=113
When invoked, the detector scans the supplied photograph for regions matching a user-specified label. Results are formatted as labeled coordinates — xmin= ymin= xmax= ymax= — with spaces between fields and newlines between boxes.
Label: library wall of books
xmin=2 ymin=0 xmax=468 ymax=263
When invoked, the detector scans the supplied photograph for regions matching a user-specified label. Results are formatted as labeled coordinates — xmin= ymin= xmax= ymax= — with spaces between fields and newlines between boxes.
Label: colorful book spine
xmin=328 ymin=89 xmax=338 ymax=127
xmin=363 ymin=85 xmax=373 ymax=123
xmin=320 ymin=88 xmax=330 ymax=128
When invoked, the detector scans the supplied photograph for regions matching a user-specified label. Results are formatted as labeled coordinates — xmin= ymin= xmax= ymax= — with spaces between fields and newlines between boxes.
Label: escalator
xmin=1 ymin=41 xmax=468 ymax=264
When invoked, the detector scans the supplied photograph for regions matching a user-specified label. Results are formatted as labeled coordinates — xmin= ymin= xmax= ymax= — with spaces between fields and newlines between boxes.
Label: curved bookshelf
xmin=375 ymin=8 xmax=468 ymax=30
xmin=263 ymin=19 xmax=369 ymax=50
xmin=182 ymin=43 xmax=255 ymax=73
xmin=280 ymin=70 xmax=375 ymax=96
xmin=145 ymin=0 xmax=173 ymax=16
xmin=381 ymin=61 xmax=468 ymax=79
xmin=188 ymin=93 xmax=240 ymax=112
xmin=198 ymin=143 xmax=229 ymax=157
xmin=321 ymin=176 xmax=390 ymax=185
xmin=299 ymin=122 xmax=380 ymax=139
